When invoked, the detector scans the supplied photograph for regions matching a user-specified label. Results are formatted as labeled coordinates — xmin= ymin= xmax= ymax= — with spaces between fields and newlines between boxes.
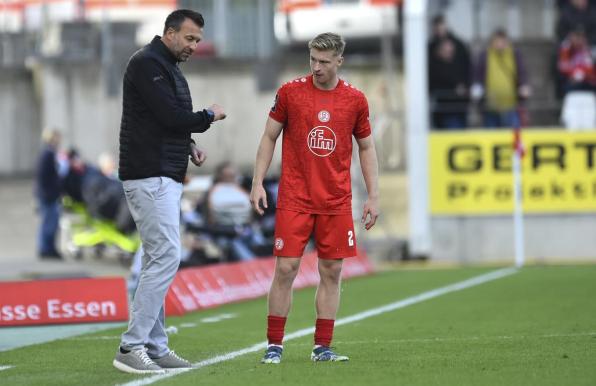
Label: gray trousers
xmin=120 ymin=176 xmax=183 ymax=357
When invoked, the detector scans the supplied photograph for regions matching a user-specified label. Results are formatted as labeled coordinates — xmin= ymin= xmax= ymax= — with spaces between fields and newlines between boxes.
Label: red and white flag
xmin=513 ymin=127 xmax=525 ymax=158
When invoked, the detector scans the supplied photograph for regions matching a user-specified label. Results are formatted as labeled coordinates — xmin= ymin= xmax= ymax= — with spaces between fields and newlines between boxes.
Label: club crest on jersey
xmin=318 ymin=110 xmax=330 ymax=123
xmin=307 ymin=126 xmax=336 ymax=157
xmin=274 ymin=237 xmax=284 ymax=250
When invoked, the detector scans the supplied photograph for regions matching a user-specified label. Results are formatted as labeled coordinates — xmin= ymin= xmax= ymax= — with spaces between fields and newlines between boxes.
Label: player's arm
xmin=356 ymin=134 xmax=380 ymax=230
xmin=250 ymin=117 xmax=283 ymax=215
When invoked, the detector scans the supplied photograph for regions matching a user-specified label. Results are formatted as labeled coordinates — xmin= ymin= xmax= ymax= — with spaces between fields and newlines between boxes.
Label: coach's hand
xmin=208 ymin=104 xmax=227 ymax=121
xmin=250 ymin=184 xmax=268 ymax=216
xmin=189 ymin=142 xmax=206 ymax=167
xmin=361 ymin=196 xmax=379 ymax=230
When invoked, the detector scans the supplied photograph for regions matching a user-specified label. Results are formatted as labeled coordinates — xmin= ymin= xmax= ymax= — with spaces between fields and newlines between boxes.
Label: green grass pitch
xmin=0 ymin=265 xmax=594 ymax=386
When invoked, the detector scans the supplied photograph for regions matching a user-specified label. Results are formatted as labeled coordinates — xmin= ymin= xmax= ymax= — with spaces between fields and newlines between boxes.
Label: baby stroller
xmin=60 ymin=160 xmax=140 ymax=265
xmin=60 ymin=196 xmax=140 ymax=265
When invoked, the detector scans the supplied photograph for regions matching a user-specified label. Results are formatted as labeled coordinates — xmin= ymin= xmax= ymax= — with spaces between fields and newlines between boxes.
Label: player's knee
xmin=275 ymin=261 xmax=300 ymax=279
xmin=318 ymin=261 xmax=342 ymax=283
xmin=320 ymin=271 xmax=341 ymax=285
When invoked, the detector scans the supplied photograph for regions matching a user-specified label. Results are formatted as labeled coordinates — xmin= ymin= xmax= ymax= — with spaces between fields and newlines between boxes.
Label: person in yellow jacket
xmin=471 ymin=28 xmax=532 ymax=128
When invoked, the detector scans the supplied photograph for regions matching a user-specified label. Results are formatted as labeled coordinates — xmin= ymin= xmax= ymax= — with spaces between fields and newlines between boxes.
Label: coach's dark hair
xmin=163 ymin=9 xmax=204 ymax=35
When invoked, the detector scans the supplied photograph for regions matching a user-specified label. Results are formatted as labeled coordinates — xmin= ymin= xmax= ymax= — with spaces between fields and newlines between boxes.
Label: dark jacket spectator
xmin=557 ymin=0 xmax=596 ymax=44
xmin=428 ymin=15 xmax=471 ymax=75
xmin=62 ymin=148 xmax=92 ymax=203
xmin=34 ymin=129 xmax=63 ymax=258
xmin=63 ymin=149 xmax=136 ymax=234
xmin=35 ymin=134 xmax=62 ymax=204
xmin=429 ymin=38 xmax=470 ymax=129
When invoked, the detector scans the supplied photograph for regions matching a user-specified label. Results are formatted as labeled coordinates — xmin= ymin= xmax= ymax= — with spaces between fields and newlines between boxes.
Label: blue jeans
xmin=37 ymin=200 xmax=60 ymax=255
xmin=434 ymin=113 xmax=467 ymax=130
xmin=483 ymin=110 xmax=520 ymax=128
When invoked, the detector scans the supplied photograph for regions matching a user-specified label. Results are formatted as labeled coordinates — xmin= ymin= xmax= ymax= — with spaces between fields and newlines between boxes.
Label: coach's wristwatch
xmin=206 ymin=109 xmax=215 ymax=123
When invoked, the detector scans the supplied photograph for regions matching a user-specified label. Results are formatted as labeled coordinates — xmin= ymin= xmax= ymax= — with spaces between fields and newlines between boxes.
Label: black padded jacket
xmin=118 ymin=36 xmax=213 ymax=183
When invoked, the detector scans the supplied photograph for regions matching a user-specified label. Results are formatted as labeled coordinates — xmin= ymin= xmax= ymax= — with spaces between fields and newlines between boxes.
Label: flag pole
xmin=512 ymin=109 xmax=526 ymax=268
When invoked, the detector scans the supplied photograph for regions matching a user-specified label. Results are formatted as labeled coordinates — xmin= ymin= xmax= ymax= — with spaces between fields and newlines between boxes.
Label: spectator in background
xmin=556 ymin=0 xmax=596 ymax=46
xmin=428 ymin=15 xmax=471 ymax=129
xmin=98 ymin=152 xmax=118 ymax=179
xmin=34 ymin=128 xmax=63 ymax=259
xmin=428 ymin=15 xmax=471 ymax=73
xmin=62 ymin=148 xmax=90 ymax=204
xmin=429 ymin=38 xmax=470 ymax=129
xmin=558 ymin=28 xmax=596 ymax=93
xmin=557 ymin=0 xmax=596 ymax=8
xmin=205 ymin=161 xmax=266 ymax=261
xmin=63 ymin=150 xmax=136 ymax=234
xmin=207 ymin=162 xmax=252 ymax=228
xmin=86 ymin=152 xmax=136 ymax=234
xmin=472 ymin=28 xmax=531 ymax=128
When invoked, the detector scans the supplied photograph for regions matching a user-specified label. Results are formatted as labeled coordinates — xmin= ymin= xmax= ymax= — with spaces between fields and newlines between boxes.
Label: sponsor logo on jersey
xmin=274 ymin=237 xmax=284 ymax=250
xmin=307 ymin=126 xmax=336 ymax=157
xmin=318 ymin=110 xmax=330 ymax=123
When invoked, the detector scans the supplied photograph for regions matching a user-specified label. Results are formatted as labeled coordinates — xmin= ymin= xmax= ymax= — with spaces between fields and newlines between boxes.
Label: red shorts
xmin=273 ymin=209 xmax=357 ymax=259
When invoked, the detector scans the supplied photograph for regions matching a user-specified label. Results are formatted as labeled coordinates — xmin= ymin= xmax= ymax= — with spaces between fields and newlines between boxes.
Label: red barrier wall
xmin=0 ymin=251 xmax=373 ymax=325
xmin=165 ymin=250 xmax=374 ymax=316
xmin=0 ymin=277 xmax=129 ymax=326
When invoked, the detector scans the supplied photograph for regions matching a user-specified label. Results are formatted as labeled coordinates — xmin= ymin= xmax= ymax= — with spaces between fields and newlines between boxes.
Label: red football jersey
xmin=269 ymin=74 xmax=371 ymax=214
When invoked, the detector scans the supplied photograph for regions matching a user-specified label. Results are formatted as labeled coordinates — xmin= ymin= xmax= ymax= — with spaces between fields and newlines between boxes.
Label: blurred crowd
xmin=34 ymin=128 xmax=278 ymax=271
xmin=32 ymin=0 xmax=596 ymax=267
xmin=428 ymin=0 xmax=596 ymax=130
xmin=179 ymin=161 xmax=278 ymax=267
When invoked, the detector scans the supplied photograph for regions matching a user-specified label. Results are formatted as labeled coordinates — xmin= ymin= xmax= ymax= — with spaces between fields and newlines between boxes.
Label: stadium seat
xmin=561 ymin=91 xmax=596 ymax=130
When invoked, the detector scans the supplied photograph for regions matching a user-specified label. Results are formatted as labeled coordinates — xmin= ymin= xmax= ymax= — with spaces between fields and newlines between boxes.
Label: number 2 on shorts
xmin=348 ymin=230 xmax=354 ymax=247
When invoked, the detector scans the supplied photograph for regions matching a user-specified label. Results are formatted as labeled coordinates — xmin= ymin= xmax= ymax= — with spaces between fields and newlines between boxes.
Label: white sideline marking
xmin=0 ymin=365 xmax=14 ymax=371
xmin=69 ymin=336 xmax=120 ymax=341
xmin=200 ymin=313 xmax=237 ymax=324
xmin=116 ymin=267 xmax=517 ymax=386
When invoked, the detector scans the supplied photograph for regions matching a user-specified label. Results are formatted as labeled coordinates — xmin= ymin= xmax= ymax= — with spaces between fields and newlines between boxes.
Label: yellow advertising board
xmin=429 ymin=130 xmax=596 ymax=215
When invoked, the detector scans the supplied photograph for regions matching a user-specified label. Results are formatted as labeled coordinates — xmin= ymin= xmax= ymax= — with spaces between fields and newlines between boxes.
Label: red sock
xmin=267 ymin=315 xmax=287 ymax=345
xmin=314 ymin=318 xmax=335 ymax=347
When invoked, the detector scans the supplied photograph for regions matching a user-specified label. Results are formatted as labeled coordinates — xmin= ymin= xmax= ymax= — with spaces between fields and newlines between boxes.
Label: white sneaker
xmin=151 ymin=351 xmax=193 ymax=369
xmin=113 ymin=348 xmax=165 ymax=374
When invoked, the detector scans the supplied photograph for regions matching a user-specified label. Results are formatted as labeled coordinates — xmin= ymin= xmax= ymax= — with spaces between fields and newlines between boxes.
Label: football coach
xmin=113 ymin=9 xmax=226 ymax=374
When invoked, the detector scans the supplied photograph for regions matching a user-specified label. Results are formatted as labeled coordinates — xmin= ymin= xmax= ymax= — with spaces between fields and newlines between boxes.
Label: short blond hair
xmin=308 ymin=33 xmax=345 ymax=57
xmin=41 ymin=128 xmax=61 ymax=144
